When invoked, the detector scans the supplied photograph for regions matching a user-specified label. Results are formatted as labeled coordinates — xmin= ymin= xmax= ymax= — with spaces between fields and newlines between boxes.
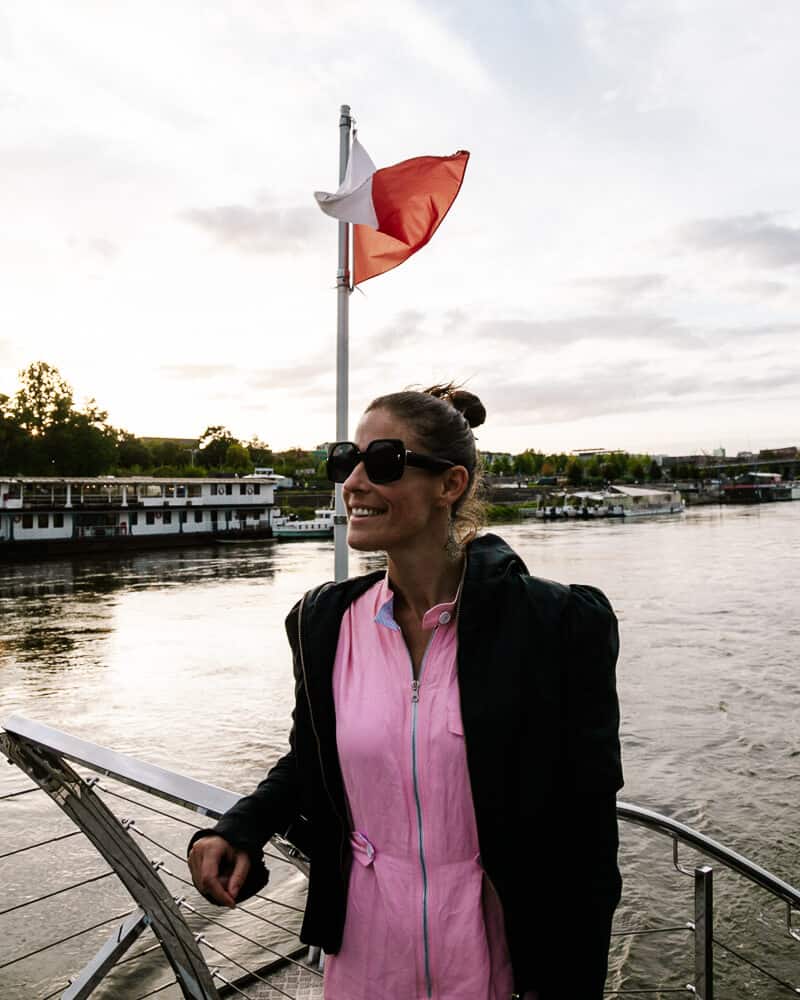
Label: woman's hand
xmin=188 ymin=834 xmax=251 ymax=908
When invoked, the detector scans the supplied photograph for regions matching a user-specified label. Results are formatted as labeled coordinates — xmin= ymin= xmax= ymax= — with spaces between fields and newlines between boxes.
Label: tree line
xmin=2 ymin=362 xmax=708 ymax=484
xmin=485 ymin=449 xmax=666 ymax=485
xmin=0 ymin=362 xmax=319 ymax=478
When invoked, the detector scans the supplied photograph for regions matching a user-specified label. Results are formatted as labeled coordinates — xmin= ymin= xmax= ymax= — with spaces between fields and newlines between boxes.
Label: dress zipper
xmin=409 ymin=627 xmax=438 ymax=999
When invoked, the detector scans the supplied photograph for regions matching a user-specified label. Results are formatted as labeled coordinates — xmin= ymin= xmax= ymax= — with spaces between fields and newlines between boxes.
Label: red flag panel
xmin=353 ymin=150 xmax=469 ymax=285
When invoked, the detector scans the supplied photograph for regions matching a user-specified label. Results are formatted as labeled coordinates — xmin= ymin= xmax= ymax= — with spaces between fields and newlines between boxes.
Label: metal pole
xmin=693 ymin=864 xmax=714 ymax=1000
xmin=334 ymin=104 xmax=352 ymax=583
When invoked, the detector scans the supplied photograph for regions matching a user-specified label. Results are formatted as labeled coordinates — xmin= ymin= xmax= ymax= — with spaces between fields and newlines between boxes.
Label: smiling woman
xmin=188 ymin=384 xmax=623 ymax=1000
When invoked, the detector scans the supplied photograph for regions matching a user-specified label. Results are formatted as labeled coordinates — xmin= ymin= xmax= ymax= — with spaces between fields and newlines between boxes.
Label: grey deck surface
xmin=247 ymin=960 xmax=324 ymax=998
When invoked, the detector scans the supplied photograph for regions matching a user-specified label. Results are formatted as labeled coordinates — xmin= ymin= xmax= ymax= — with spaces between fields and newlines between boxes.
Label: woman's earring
xmin=445 ymin=515 xmax=461 ymax=561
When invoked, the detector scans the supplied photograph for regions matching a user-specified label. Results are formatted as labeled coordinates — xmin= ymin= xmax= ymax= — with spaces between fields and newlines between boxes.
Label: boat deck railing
xmin=1 ymin=715 xmax=798 ymax=999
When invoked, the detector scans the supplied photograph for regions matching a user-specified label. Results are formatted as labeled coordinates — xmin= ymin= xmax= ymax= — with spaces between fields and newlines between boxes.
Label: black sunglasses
xmin=327 ymin=439 xmax=455 ymax=485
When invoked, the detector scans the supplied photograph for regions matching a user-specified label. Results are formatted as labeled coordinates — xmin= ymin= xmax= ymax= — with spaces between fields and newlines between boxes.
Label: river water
xmin=1 ymin=504 xmax=798 ymax=997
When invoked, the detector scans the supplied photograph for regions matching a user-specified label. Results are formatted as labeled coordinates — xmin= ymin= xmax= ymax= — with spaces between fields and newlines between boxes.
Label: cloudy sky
xmin=2 ymin=1 xmax=799 ymax=456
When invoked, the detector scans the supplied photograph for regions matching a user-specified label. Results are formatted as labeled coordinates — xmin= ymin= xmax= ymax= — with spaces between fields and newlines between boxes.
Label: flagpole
xmin=334 ymin=104 xmax=352 ymax=583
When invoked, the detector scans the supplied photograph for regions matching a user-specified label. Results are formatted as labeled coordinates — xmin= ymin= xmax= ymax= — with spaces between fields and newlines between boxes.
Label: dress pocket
xmin=447 ymin=700 xmax=465 ymax=737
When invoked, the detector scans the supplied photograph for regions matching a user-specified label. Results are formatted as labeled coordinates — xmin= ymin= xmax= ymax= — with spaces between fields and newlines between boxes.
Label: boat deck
xmin=249 ymin=963 xmax=323 ymax=999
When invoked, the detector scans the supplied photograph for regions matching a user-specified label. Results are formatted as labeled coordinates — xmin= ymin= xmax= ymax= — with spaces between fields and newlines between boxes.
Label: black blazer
xmin=192 ymin=534 xmax=623 ymax=998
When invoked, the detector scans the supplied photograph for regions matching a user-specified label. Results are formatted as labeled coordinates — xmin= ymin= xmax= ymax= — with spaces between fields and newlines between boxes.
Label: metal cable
xmin=98 ymin=785 xmax=204 ymax=829
xmin=610 ymin=923 xmax=692 ymax=938
xmin=130 ymin=825 xmax=304 ymax=914
xmin=116 ymin=942 xmax=163 ymax=967
xmin=0 ymin=870 xmax=114 ymax=916
xmin=0 ymin=786 xmax=40 ymax=801
xmin=199 ymin=936 xmax=296 ymax=1000
xmin=713 ymin=935 xmax=800 ymax=995
xmin=159 ymin=866 xmax=299 ymax=938
xmin=0 ymin=829 xmax=81 ymax=860
xmin=41 ymin=983 xmax=72 ymax=1000
xmin=133 ymin=980 xmax=179 ymax=999
xmin=0 ymin=910 xmax=133 ymax=971
xmin=210 ymin=968 xmax=253 ymax=998
xmin=603 ymin=990 xmax=692 ymax=995
xmin=177 ymin=899 xmax=322 ymax=978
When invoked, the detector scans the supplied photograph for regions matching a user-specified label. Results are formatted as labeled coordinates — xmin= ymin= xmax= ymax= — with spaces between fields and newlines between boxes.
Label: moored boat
xmin=272 ymin=507 xmax=335 ymax=539
xmin=722 ymin=472 xmax=782 ymax=503
xmin=0 ymin=474 xmax=279 ymax=559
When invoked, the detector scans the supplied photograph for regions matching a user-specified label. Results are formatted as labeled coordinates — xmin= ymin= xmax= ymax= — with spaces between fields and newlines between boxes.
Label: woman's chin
xmin=347 ymin=531 xmax=382 ymax=552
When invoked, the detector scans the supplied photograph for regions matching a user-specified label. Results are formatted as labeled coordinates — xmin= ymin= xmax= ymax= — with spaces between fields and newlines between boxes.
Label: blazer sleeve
xmin=564 ymin=583 xmax=623 ymax=801
xmin=540 ymin=583 xmax=622 ymax=999
xmin=186 ymin=600 xmax=306 ymax=891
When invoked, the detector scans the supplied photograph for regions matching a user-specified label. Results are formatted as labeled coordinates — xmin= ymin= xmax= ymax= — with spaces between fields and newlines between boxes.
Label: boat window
xmin=226 ymin=484 xmax=233 ymax=496
xmin=175 ymin=485 xmax=186 ymax=498
xmin=253 ymin=484 xmax=261 ymax=495
xmin=143 ymin=484 xmax=162 ymax=498
xmin=146 ymin=511 xmax=155 ymax=525
xmin=163 ymin=511 xmax=172 ymax=525
xmin=5 ymin=483 xmax=21 ymax=499
xmin=22 ymin=514 xmax=33 ymax=529
xmin=239 ymin=484 xmax=247 ymax=495
xmin=53 ymin=513 xmax=64 ymax=528
xmin=194 ymin=510 xmax=203 ymax=523
xmin=179 ymin=511 xmax=187 ymax=523
xmin=164 ymin=484 xmax=176 ymax=498
xmin=38 ymin=514 xmax=48 ymax=528
xmin=129 ymin=512 xmax=138 ymax=526
xmin=187 ymin=484 xmax=202 ymax=498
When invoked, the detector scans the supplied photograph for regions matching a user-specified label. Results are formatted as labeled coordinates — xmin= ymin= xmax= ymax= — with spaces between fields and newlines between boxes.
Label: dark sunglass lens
xmin=327 ymin=443 xmax=359 ymax=483
xmin=365 ymin=440 xmax=403 ymax=483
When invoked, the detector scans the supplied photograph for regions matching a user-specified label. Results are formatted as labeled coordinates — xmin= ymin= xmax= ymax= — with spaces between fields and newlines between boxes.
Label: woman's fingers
xmin=188 ymin=835 xmax=239 ymax=908
xmin=227 ymin=850 xmax=252 ymax=902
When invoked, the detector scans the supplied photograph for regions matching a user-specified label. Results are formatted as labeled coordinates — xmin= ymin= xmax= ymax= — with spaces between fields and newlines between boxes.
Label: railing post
xmin=0 ymin=731 xmax=220 ymax=1000
xmin=694 ymin=864 xmax=714 ymax=1000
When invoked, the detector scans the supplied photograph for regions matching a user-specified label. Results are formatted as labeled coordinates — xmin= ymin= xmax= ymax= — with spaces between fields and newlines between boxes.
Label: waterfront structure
xmin=721 ymin=472 xmax=783 ymax=504
xmin=606 ymin=485 xmax=684 ymax=516
xmin=0 ymin=475 xmax=279 ymax=556
xmin=272 ymin=508 xmax=335 ymax=539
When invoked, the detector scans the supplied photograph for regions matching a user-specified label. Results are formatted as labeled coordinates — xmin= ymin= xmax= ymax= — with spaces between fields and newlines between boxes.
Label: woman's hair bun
xmin=422 ymin=383 xmax=486 ymax=429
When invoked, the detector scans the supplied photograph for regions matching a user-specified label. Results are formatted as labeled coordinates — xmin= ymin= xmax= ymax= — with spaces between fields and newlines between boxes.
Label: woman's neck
xmin=387 ymin=547 xmax=465 ymax=624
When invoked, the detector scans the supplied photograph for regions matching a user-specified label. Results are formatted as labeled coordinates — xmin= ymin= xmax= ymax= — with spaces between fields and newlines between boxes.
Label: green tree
xmin=225 ymin=442 xmax=253 ymax=473
xmin=513 ymin=451 xmax=536 ymax=477
xmin=648 ymin=460 xmax=662 ymax=482
xmin=246 ymin=436 xmax=272 ymax=468
xmin=566 ymin=459 xmax=584 ymax=486
xmin=6 ymin=361 xmax=74 ymax=435
xmin=151 ymin=440 xmax=189 ymax=467
xmin=198 ymin=426 xmax=238 ymax=468
xmin=0 ymin=395 xmax=29 ymax=472
xmin=629 ymin=460 xmax=646 ymax=482
xmin=117 ymin=434 xmax=154 ymax=470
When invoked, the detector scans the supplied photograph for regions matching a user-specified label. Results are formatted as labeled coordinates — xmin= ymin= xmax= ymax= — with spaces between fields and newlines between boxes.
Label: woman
xmin=188 ymin=385 xmax=623 ymax=999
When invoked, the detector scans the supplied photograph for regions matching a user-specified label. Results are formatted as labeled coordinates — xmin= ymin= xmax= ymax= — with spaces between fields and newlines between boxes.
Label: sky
xmin=1 ymin=0 xmax=799 ymax=457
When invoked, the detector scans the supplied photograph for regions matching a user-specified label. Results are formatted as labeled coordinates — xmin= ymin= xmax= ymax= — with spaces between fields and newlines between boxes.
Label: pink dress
xmin=324 ymin=575 xmax=519 ymax=1000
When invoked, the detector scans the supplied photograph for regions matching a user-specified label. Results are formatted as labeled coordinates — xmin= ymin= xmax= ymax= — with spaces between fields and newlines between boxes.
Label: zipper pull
xmin=411 ymin=679 xmax=420 ymax=703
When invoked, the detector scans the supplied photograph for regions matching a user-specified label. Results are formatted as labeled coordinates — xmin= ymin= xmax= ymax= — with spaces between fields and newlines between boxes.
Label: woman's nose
xmin=342 ymin=460 xmax=369 ymax=492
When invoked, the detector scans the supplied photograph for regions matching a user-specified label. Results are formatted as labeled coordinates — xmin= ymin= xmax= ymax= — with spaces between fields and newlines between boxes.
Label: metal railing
xmin=1 ymin=715 xmax=798 ymax=1000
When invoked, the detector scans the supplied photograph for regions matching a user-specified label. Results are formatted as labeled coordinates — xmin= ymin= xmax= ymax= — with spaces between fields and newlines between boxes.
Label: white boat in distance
xmin=272 ymin=507 xmax=335 ymax=539
xmin=534 ymin=485 xmax=684 ymax=519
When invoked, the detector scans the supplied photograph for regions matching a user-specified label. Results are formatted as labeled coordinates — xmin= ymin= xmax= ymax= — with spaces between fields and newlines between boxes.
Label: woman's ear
xmin=439 ymin=466 xmax=469 ymax=508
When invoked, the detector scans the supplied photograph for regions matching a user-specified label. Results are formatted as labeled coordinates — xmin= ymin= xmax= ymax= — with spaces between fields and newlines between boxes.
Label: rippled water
xmin=1 ymin=505 xmax=798 ymax=997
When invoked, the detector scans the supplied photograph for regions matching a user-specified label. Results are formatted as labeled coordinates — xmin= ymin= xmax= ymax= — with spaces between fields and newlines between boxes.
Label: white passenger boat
xmin=272 ymin=507 xmax=335 ymax=540
xmin=606 ymin=485 xmax=685 ymax=516
xmin=534 ymin=487 xmax=683 ymax=520
xmin=0 ymin=474 xmax=280 ymax=558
